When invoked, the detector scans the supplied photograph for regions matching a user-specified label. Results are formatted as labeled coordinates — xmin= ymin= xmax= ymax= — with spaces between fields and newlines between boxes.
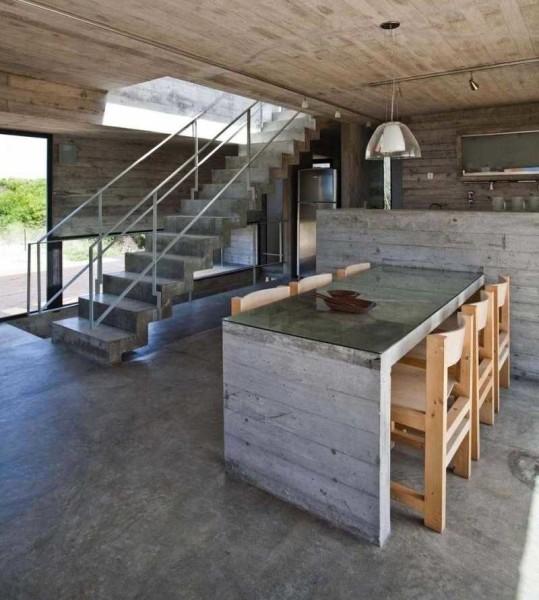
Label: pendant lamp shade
xmin=365 ymin=121 xmax=422 ymax=160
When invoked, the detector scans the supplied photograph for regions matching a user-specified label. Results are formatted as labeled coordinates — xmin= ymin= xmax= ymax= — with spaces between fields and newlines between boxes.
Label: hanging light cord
xmin=389 ymin=27 xmax=397 ymax=122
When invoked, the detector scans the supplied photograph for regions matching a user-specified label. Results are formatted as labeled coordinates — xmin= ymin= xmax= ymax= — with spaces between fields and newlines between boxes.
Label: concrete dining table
xmin=222 ymin=265 xmax=485 ymax=545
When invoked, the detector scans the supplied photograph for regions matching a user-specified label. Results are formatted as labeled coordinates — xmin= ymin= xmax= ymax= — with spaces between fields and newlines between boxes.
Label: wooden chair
xmin=230 ymin=286 xmax=290 ymax=316
xmin=390 ymin=313 xmax=473 ymax=533
xmin=485 ymin=276 xmax=510 ymax=412
xmin=399 ymin=292 xmax=496 ymax=461
xmin=289 ymin=273 xmax=333 ymax=296
xmin=335 ymin=262 xmax=371 ymax=280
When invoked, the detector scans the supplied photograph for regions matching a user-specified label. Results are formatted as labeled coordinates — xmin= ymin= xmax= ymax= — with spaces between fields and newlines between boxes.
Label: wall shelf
xmin=458 ymin=130 xmax=539 ymax=184
xmin=461 ymin=172 xmax=539 ymax=183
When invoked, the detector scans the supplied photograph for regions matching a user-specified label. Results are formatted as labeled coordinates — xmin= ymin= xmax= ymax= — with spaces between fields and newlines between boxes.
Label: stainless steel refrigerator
xmin=297 ymin=168 xmax=337 ymax=277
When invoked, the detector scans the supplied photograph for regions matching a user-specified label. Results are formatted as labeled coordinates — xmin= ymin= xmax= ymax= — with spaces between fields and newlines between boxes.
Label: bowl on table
xmin=316 ymin=290 xmax=376 ymax=314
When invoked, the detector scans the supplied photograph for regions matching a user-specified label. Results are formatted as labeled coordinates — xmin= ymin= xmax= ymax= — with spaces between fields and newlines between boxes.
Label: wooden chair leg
xmin=471 ymin=357 xmax=480 ymax=461
xmin=500 ymin=355 xmax=510 ymax=389
xmin=424 ymin=411 xmax=446 ymax=533
xmin=471 ymin=393 xmax=480 ymax=461
xmin=424 ymin=446 xmax=446 ymax=533
xmin=493 ymin=359 xmax=500 ymax=414
xmin=452 ymin=429 xmax=472 ymax=479
xmin=480 ymin=386 xmax=495 ymax=426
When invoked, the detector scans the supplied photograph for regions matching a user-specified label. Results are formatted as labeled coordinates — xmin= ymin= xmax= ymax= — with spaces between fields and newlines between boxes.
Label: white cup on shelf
xmin=491 ymin=196 xmax=505 ymax=211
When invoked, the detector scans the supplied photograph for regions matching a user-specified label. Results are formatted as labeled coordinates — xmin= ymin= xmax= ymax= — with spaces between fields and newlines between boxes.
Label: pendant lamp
xmin=365 ymin=22 xmax=421 ymax=160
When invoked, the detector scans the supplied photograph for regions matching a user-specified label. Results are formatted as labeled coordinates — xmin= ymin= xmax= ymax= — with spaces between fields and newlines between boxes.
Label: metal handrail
xmin=91 ymin=110 xmax=300 ymax=328
xmin=36 ymin=95 xmax=226 ymax=244
xmin=34 ymin=102 xmax=261 ymax=313
xmin=89 ymin=101 xmax=260 ymax=251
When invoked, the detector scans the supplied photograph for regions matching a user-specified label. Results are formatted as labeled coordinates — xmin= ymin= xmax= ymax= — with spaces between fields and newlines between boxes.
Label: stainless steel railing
xmin=89 ymin=110 xmax=300 ymax=328
xmin=25 ymin=95 xmax=266 ymax=313
xmin=26 ymin=94 xmax=228 ymax=313
xmin=86 ymin=101 xmax=264 ymax=325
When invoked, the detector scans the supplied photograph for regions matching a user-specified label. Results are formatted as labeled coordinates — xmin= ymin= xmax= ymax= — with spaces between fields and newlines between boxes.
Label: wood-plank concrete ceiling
xmin=1 ymin=0 xmax=539 ymax=121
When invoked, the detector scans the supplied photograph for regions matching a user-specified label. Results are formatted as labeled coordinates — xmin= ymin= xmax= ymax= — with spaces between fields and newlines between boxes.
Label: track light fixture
xmin=334 ymin=110 xmax=341 ymax=119
xmin=469 ymin=73 xmax=479 ymax=91
xmin=301 ymin=97 xmax=309 ymax=109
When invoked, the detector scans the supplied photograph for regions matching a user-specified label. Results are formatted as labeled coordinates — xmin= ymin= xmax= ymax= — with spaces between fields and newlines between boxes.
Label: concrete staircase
xmin=51 ymin=109 xmax=323 ymax=364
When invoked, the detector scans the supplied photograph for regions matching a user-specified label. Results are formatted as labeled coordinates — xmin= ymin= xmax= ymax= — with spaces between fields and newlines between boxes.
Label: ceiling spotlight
xmin=469 ymin=73 xmax=479 ymax=91
xmin=301 ymin=97 xmax=309 ymax=109
xmin=334 ymin=110 xmax=341 ymax=119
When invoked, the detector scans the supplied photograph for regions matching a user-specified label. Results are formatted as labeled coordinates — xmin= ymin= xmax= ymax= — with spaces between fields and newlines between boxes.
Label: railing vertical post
xmin=278 ymin=220 xmax=283 ymax=264
xmin=194 ymin=120 xmax=199 ymax=194
xmin=97 ymin=192 xmax=103 ymax=292
xmin=252 ymin=223 xmax=257 ymax=286
xmin=152 ymin=191 xmax=158 ymax=297
xmin=190 ymin=120 xmax=199 ymax=201
xmin=37 ymin=242 xmax=42 ymax=312
xmin=27 ymin=243 xmax=32 ymax=313
xmin=246 ymin=107 xmax=252 ymax=194
xmin=89 ymin=246 xmax=94 ymax=327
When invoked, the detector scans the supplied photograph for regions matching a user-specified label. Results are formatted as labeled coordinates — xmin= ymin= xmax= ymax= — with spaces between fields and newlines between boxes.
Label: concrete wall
xmin=317 ymin=209 xmax=539 ymax=380
xmin=0 ymin=71 xmax=106 ymax=132
xmin=108 ymin=77 xmax=256 ymax=123
xmin=52 ymin=133 xmax=231 ymax=237
xmin=401 ymin=102 xmax=539 ymax=210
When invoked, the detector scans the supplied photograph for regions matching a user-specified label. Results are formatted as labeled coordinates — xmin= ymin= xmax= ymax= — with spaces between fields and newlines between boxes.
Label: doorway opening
xmin=0 ymin=131 xmax=51 ymax=319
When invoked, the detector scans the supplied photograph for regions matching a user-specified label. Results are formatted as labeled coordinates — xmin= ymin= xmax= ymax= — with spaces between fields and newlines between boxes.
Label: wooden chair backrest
xmin=462 ymin=291 xmax=489 ymax=332
xmin=336 ymin=262 xmax=370 ymax=279
xmin=493 ymin=279 xmax=509 ymax=308
xmin=438 ymin=316 xmax=467 ymax=367
xmin=231 ymin=286 xmax=290 ymax=316
xmin=290 ymin=273 xmax=333 ymax=296
xmin=485 ymin=275 xmax=510 ymax=334
xmin=427 ymin=313 xmax=473 ymax=401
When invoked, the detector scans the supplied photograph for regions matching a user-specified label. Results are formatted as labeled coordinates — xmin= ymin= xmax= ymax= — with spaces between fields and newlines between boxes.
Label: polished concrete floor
xmin=0 ymin=289 xmax=538 ymax=600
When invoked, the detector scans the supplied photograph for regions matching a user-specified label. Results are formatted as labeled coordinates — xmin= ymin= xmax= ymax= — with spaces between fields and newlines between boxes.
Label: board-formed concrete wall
xmin=52 ymin=133 xmax=230 ymax=237
xmin=317 ymin=209 xmax=539 ymax=380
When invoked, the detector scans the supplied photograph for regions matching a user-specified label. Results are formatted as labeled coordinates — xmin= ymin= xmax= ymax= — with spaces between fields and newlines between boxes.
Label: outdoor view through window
xmin=0 ymin=133 xmax=47 ymax=317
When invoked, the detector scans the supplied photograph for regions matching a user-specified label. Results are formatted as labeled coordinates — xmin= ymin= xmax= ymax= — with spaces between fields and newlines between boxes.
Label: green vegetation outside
xmin=0 ymin=178 xmax=144 ymax=262
xmin=0 ymin=178 xmax=46 ymax=228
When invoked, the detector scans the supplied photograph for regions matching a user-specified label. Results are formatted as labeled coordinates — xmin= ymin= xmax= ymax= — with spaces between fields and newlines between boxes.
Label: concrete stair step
xmin=225 ymin=154 xmax=282 ymax=169
xmin=125 ymin=251 xmax=211 ymax=281
xmin=211 ymin=167 xmax=270 ymax=184
xmin=164 ymin=214 xmax=240 ymax=236
xmin=103 ymin=271 xmax=186 ymax=304
xmin=198 ymin=182 xmax=249 ymax=200
xmin=78 ymin=293 xmax=164 ymax=340
xmin=238 ymin=140 xmax=296 ymax=156
xmin=144 ymin=232 xmax=221 ymax=257
xmin=262 ymin=116 xmax=315 ymax=132
xmin=179 ymin=197 xmax=249 ymax=219
xmin=51 ymin=316 xmax=139 ymax=365
xmin=250 ymin=129 xmax=305 ymax=144
xmin=271 ymin=109 xmax=306 ymax=122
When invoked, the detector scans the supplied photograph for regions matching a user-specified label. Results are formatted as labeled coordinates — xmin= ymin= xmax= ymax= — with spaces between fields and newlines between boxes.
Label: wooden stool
xmin=390 ymin=313 xmax=473 ymax=533
xmin=335 ymin=262 xmax=370 ymax=280
xmin=485 ymin=275 xmax=510 ymax=412
xmin=289 ymin=273 xmax=333 ymax=295
xmin=231 ymin=286 xmax=290 ymax=316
